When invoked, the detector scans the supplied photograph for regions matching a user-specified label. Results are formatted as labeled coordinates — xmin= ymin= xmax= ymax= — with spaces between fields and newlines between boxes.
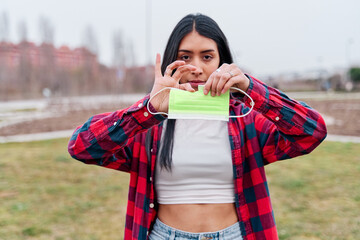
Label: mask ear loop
xmin=229 ymin=87 xmax=255 ymax=118
xmin=146 ymin=86 xmax=254 ymax=118
xmin=146 ymin=87 xmax=177 ymax=116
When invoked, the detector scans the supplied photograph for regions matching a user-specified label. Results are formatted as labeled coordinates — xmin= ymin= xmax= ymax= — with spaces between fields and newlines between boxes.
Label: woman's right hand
xmin=149 ymin=54 xmax=197 ymax=113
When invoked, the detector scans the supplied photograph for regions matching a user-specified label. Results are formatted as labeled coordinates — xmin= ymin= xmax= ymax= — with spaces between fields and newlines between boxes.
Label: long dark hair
xmin=152 ymin=13 xmax=233 ymax=171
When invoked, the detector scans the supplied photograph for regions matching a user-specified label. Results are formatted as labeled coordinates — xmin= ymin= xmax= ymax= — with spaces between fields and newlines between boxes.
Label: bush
xmin=349 ymin=67 xmax=360 ymax=82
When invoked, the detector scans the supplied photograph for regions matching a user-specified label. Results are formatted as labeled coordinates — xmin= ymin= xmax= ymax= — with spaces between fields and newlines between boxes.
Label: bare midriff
xmin=157 ymin=203 xmax=238 ymax=232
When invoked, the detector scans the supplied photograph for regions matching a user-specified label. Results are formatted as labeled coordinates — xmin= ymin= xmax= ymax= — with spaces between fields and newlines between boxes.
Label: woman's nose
xmin=191 ymin=59 xmax=203 ymax=75
xmin=191 ymin=66 xmax=203 ymax=75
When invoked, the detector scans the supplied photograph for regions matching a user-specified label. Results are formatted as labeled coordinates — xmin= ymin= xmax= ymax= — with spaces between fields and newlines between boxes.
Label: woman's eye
xmin=180 ymin=55 xmax=190 ymax=61
xmin=203 ymin=55 xmax=213 ymax=60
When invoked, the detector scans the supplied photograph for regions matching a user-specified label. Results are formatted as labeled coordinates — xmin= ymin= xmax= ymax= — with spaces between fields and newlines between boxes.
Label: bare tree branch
xmin=82 ymin=25 xmax=98 ymax=55
xmin=18 ymin=20 xmax=28 ymax=42
xmin=0 ymin=11 xmax=10 ymax=42
xmin=39 ymin=16 xmax=55 ymax=44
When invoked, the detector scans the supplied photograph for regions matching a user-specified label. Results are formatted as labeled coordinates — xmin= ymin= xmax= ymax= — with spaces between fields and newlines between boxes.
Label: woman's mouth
xmin=188 ymin=80 xmax=206 ymax=90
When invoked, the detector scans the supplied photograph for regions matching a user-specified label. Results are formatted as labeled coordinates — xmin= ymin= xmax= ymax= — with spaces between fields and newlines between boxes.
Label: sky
xmin=2 ymin=0 xmax=360 ymax=77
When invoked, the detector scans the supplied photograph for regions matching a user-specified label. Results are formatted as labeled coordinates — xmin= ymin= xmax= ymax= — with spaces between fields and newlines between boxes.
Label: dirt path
xmin=305 ymin=99 xmax=360 ymax=136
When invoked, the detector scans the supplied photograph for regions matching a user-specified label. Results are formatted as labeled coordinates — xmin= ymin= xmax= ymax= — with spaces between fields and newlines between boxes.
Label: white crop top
xmin=155 ymin=119 xmax=235 ymax=204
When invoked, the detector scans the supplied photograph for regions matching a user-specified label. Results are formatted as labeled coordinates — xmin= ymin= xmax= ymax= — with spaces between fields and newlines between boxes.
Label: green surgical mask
xmin=148 ymin=85 xmax=254 ymax=121
xmin=168 ymin=85 xmax=229 ymax=121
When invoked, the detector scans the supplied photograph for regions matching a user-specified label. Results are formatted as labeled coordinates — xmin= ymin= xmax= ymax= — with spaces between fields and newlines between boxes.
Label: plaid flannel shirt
xmin=68 ymin=75 xmax=327 ymax=240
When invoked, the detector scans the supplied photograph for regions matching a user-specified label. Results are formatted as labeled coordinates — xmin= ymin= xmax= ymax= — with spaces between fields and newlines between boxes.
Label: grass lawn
xmin=0 ymin=139 xmax=359 ymax=240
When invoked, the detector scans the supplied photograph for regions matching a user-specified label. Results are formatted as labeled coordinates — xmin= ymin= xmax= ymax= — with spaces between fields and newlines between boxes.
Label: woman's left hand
xmin=203 ymin=63 xmax=250 ymax=96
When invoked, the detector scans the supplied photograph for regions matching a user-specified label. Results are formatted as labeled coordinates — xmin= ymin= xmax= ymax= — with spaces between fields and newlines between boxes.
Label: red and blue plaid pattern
xmin=68 ymin=75 xmax=327 ymax=240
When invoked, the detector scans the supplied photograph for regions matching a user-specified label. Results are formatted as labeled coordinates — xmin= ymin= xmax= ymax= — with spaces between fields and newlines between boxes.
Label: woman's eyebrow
xmin=178 ymin=49 xmax=215 ymax=53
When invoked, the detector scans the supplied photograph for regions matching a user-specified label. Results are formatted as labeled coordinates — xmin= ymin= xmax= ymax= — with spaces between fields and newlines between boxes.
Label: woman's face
xmin=177 ymin=31 xmax=220 ymax=90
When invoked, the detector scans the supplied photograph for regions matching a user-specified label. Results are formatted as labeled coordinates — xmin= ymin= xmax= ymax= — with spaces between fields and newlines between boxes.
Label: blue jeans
xmin=149 ymin=218 xmax=243 ymax=240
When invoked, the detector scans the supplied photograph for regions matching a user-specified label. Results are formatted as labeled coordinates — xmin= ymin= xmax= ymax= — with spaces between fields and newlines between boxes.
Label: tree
xmin=38 ymin=15 xmax=56 ymax=95
xmin=112 ymin=29 xmax=125 ymax=68
xmin=0 ymin=12 xmax=10 ymax=99
xmin=0 ymin=11 xmax=9 ymax=42
xmin=349 ymin=67 xmax=360 ymax=83
xmin=82 ymin=25 xmax=98 ymax=55
xmin=126 ymin=38 xmax=136 ymax=67
xmin=113 ymin=30 xmax=136 ymax=67
xmin=17 ymin=20 xmax=34 ymax=97
xmin=39 ymin=16 xmax=55 ymax=44
xmin=81 ymin=25 xmax=100 ymax=94
xmin=18 ymin=20 xmax=28 ymax=42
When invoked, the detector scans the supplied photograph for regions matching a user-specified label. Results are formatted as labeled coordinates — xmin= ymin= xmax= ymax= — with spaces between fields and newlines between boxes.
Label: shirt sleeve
xmin=67 ymin=94 xmax=166 ymax=172
xmin=241 ymin=75 xmax=327 ymax=164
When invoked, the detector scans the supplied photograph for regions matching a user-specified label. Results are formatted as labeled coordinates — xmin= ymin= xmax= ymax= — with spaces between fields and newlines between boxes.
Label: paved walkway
xmin=1 ymin=130 xmax=359 ymax=144
xmin=324 ymin=134 xmax=360 ymax=143
xmin=0 ymin=130 xmax=74 ymax=144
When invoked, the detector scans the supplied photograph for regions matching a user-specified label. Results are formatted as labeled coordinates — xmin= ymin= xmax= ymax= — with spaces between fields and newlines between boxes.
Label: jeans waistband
xmin=150 ymin=218 xmax=242 ymax=240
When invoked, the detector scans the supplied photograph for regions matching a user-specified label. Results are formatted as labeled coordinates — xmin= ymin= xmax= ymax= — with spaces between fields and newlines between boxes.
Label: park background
xmin=1 ymin=0 xmax=360 ymax=239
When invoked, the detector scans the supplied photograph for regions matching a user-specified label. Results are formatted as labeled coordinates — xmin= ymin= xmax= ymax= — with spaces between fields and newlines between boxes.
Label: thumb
xmin=179 ymin=83 xmax=195 ymax=92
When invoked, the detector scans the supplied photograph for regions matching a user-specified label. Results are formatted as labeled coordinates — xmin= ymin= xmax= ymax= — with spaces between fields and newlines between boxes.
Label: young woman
xmin=68 ymin=13 xmax=327 ymax=240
